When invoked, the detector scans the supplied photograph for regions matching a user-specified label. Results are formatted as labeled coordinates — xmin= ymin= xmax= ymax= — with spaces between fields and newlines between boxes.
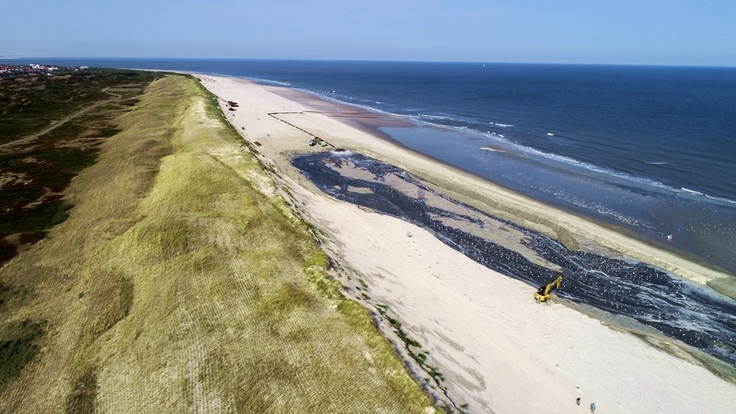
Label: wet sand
xmin=198 ymin=75 xmax=736 ymax=413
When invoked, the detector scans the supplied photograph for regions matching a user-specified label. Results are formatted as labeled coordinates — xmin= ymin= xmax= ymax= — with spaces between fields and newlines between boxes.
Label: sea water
xmin=5 ymin=58 xmax=735 ymax=273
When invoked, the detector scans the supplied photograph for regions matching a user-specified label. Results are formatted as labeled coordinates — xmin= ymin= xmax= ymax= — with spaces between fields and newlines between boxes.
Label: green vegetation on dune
xmin=0 ymin=75 xmax=436 ymax=413
xmin=0 ymin=69 xmax=160 ymax=267
xmin=0 ymin=69 xmax=158 ymax=143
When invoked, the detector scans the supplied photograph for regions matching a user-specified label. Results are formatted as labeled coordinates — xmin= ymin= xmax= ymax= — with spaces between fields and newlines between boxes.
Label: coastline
xmin=223 ymin=75 xmax=733 ymax=287
xmin=198 ymin=74 xmax=736 ymax=413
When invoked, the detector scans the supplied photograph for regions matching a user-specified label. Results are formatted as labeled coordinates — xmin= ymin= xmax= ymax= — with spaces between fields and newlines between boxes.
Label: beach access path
xmin=199 ymin=75 xmax=736 ymax=414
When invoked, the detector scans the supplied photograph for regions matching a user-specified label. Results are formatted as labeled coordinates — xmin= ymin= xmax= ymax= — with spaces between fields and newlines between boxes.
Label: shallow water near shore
xmin=379 ymin=123 xmax=736 ymax=275
xmin=293 ymin=150 xmax=736 ymax=370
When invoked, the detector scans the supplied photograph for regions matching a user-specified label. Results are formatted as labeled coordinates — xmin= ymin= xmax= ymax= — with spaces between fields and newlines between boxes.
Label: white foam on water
xmin=244 ymin=77 xmax=291 ymax=87
xmin=704 ymin=194 xmax=736 ymax=206
xmin=681 ymin=187 xmax=703 ymax=196
xmin=417 ymin=114 xmax=456 ymax=121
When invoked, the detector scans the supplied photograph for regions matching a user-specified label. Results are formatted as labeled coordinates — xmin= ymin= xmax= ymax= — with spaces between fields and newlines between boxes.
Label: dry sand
xmin=198 ymin=75 xmax=736 ymax=413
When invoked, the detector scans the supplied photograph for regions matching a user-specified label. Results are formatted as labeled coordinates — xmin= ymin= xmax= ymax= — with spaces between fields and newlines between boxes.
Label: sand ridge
xmin=199 ymin=74 xmax=736 ymax=414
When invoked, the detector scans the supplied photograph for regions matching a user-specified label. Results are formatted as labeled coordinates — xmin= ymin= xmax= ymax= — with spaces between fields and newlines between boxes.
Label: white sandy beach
xmin=199 ymin=75 xmax=736 ymax=413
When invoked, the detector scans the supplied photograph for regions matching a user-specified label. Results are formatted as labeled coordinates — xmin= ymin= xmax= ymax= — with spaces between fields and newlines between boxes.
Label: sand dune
xmin=199 ymin=75 xmax=736 ymax=414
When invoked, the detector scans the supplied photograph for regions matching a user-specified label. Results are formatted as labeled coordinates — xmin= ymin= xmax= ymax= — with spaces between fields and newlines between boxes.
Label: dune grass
xmin=0 ymin=74 xmax=436 ymax=413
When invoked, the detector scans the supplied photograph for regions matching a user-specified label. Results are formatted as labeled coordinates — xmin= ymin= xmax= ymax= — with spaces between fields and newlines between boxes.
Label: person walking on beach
xmin=576 ymin=397 xmax=581 ymax=405
xmin=590 ymin=402 xmax=596 ymax=412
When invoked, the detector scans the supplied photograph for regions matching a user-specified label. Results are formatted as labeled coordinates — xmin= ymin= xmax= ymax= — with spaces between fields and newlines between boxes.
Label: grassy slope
xmin=0 ymin=75 xmax=435 ymax=413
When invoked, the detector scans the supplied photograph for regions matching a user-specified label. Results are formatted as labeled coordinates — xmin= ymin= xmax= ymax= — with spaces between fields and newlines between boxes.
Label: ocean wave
xmin=245 ymin=77 xmax=291 ymax=87
xmin=417 ymin=114 xmax=456 ymax=121
xmin=644 ymin=161 xmax=668 ymax=165
xmin=296 ymin=88 xmax=401 ymax=118
xmin=508 ymin=145 xmax=722 ymax=200
xmin=672 ymin=188 xmax=736 ymax=205
xmin=680 ymin=187 xmax=703 ymax=196
xmin=411 ymin=118 xmax=733 ymax=206
xmin=485 ymin=140 xmax=736 ymax=206
xmin=704 ymin=194 xmax=736 ymax=206
xmin=472 ymin=123 xmax=713 ymax=203
xmin=491 ymin=122 xmax=513 ymax=127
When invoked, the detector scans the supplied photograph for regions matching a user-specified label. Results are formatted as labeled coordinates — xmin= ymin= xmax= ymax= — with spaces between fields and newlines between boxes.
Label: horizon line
xmin=2 ymin=56 xmax=735 ymax=69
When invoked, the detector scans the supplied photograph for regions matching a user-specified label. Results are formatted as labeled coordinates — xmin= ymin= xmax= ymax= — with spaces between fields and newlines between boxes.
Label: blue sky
xmin=2 ymin=0 xmax=735 ymax=66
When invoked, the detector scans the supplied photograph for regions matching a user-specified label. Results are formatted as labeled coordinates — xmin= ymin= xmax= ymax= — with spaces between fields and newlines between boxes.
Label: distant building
xmin=0 ymin=64 xmax=77 ymax=79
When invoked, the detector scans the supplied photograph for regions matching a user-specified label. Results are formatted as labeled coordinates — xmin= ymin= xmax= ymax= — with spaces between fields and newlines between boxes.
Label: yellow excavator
xmin=534 ymin=275 xmax=562 ymax=302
